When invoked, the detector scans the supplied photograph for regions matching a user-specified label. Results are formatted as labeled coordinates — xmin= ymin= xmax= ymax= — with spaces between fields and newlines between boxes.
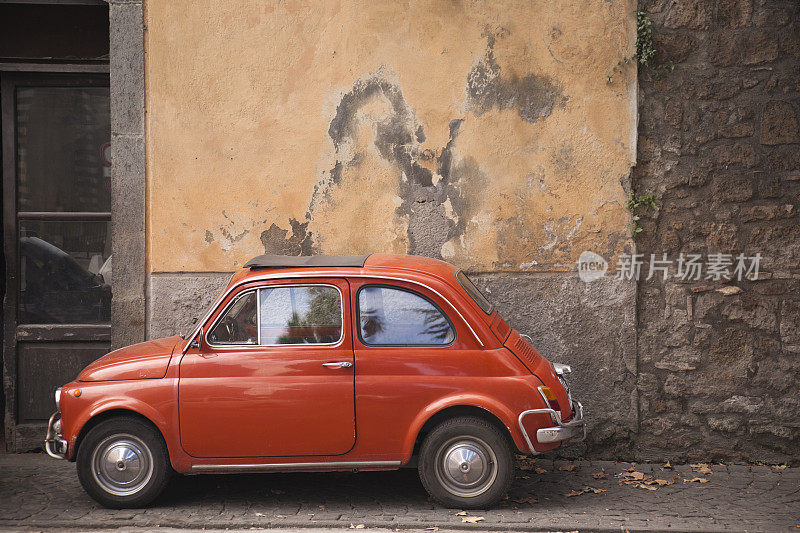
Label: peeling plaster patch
xmin=260 ymin=218 xmax=313 ymax=255
xmin=467 ymin=28 xmax=566 ymax=124
xmin=308 ymin=68 xmax=474 ymax=259
xmin=441 ymin=240 xmax=455 ymax=259
xmin=327 ymin=68 xmax=433 ymax=188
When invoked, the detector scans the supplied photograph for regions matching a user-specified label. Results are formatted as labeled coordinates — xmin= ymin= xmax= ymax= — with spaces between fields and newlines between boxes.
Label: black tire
xmin=418 ymin=416 xmax=514 ymax=509
xmin=76 ymin=416 xmax=171 ymax=508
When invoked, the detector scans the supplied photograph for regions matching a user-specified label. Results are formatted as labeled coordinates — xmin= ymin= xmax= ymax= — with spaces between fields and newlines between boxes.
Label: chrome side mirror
xmin=189 ymin=327 xmax=203 ymax=350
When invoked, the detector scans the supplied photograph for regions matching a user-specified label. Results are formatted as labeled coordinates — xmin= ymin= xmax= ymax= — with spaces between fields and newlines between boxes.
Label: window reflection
xmin=208 ymin=291 xmax=257 ymax=344
xmin=358 ymin=286 xmax=454 ymax=345
xmin=261 ymin=286 xmax=342 ymax=345
xmin=19 ymin=221 xmax=111 ymax=324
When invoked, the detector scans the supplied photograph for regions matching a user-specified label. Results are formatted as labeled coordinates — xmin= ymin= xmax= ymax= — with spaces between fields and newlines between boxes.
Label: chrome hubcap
xmin=434 ymin=436 xmax=497 ymax=497
xmin=91 ymin=434 xmax=153 ymax=496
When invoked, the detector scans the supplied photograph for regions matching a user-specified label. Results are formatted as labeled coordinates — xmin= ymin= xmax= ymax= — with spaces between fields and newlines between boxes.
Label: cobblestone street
xmin=1 ymin=453 xmax=797 ymax=532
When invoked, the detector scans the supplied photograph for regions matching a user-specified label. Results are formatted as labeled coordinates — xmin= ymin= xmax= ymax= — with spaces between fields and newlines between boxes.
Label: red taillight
xmin=539 ymin=386 xmax=561 ymax=412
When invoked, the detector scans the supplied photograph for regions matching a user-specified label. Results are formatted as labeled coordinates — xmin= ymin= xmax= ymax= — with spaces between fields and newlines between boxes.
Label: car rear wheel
xmin=76 ymin=417 xmax=171 ymax=508
xmin=418 ymin=416 xmax=513 ymax=509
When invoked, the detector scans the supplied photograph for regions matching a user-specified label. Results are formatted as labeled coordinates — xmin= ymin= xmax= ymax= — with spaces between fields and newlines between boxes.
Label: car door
xmin=178 ymin=278 xmax=355 ymax=458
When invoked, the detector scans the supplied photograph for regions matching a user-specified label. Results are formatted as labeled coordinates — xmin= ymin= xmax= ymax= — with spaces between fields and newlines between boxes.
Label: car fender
xmin=401 ymin=393 xmax=529 ymax=463
xmin=67 ymin=396 xmax=175 ymax=463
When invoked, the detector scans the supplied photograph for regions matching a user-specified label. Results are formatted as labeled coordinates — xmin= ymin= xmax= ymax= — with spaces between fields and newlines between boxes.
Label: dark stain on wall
xmin=467 ymin=28 xmax=566 ymax=124
xmin=299 ymin=28 xmax=567 ymax=259
xmin=260 ymin=218 xmax=313 ymax=256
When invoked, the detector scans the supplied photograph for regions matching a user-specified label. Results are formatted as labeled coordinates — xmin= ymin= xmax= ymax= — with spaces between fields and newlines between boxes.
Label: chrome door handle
xmin=322 ymin=361 xmax=353 ymax=368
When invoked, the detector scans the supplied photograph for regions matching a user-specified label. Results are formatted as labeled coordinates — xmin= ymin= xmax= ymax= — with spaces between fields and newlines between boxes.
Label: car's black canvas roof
xmin=243 ymin=254 xmax=371 ymax=269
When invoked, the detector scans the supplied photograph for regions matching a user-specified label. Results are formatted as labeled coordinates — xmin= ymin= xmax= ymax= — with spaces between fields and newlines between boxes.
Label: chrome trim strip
xmin=184 ymin=272 xmax=484 ymax=349
xmin=204 ymin=283 xmax=345 ymax=349
xmin=256 ymin=288 xmax=262 ymax=345
xmin=190 ymin=460 xmax=401 ymax=473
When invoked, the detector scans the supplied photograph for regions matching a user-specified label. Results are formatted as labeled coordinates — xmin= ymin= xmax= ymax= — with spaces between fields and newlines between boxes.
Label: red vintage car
xmin=45 ymin=254 xmax=584 ymax=509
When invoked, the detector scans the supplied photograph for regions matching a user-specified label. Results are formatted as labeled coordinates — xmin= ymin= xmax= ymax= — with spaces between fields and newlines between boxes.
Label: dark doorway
xmin=1 ymin=1 xmax=110 ymax=452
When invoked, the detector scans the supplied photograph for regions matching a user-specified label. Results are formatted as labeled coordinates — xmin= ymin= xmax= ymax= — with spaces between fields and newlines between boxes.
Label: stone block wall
xmin=633 ymin=0 xmax=799 ymax=461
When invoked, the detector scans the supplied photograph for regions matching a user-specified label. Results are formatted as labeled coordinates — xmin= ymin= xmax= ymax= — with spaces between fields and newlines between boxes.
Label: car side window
xmin=259 ymin=285 xmax=342 ymax=345
xmin=208 ymin=290 xmax=258 ymax=344
xmin=358 ymin=285 xmax=455 ymax=345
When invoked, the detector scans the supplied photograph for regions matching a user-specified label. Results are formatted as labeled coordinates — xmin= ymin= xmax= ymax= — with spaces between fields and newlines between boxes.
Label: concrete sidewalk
xmin=0 ymin=453 xmax=797 ymax=532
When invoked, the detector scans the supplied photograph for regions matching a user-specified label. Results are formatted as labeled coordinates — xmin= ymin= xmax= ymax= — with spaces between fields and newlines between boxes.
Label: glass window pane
xmin=208 ymin=291 xmax=257 ymax=345
xmin=358 ymin=286 xmax=455 ymax=345
xmin=19 ymin=220 xmax=111 ymax=324
xmin=259 ymin=286 xmax=342 ymax=345
xmin=16 ymin=86 xmax=111 ymax=212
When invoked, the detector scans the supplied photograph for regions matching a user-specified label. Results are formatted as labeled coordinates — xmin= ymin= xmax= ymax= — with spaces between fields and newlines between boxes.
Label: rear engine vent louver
xmin=514 ymin=337 xmax=537 ymax=366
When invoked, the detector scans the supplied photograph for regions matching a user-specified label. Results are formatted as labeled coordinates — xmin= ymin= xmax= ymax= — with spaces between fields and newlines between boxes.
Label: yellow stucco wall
xmin=144 ymin=0 xmax=636 ymax=273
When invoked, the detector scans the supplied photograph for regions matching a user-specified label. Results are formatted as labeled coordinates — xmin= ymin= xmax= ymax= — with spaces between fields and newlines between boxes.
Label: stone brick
xmin=780 ymin=299 xmax=800 ymax=347
xmin=760 ymin=102 xmax=800 ymax=145
xmin=753 ymin=6 xmax=792 ymax=28
xmin=715 ymin=0 xmax=752 ymax=28
xmin=663 ymin=0 xmax=713 ymax=29
xmin=718 ymin=122 xmax=754 ymax=138
xmin=757 ymin=174 xmax=782 ymax=198
xmin=741 ymin=29 xmax=781 ymax=65
xmin=711 ymin=142 xmax=758 ymax=168
xmin=710 ymin=31 xmax=741 ymax=67
xmin=714 ymin=173 xmax=754 ymax=201
xmin=148 ymin=273 xmax=232 ymax=339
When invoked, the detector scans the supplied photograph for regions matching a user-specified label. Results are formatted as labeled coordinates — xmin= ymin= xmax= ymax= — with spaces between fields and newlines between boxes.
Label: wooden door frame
xmin=1 ymin=65 xmax=110 ymax=450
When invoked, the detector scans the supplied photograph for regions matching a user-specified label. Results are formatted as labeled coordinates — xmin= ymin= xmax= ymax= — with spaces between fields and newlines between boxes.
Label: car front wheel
xmin=76 ymin=417 xmax=171 ymax=508
xmin=418 ymin=416 xmax=514 ymax=509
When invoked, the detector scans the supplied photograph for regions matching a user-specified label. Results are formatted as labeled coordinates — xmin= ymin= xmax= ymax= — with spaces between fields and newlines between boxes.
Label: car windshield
xmin=456 ymin=271 xmax=493 ymax=315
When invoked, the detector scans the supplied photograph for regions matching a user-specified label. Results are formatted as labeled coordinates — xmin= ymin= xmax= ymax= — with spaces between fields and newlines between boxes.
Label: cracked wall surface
xmin=144 ymin=0 xmax=636 ymax=273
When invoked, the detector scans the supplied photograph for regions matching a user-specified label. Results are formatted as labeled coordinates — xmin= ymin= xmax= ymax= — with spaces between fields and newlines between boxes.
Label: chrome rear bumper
xmin=518 ymin=400 xmax=586 ymax=454
xmin=44 ymin=411 xmax=68 ymax=459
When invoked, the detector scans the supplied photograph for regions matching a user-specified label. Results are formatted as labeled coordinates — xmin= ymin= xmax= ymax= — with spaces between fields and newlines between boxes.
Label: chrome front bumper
xmin=518 ymin=400 xmax=586 ymax=454
xmin=44 ymin=411 xmax=68 ymax=459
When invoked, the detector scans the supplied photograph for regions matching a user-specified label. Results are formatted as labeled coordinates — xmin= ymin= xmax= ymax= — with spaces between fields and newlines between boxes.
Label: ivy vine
xmin=607 ymin=11 xmax=674 ymax=83
xmin=627 ymin=192 xmax=657 ymax=238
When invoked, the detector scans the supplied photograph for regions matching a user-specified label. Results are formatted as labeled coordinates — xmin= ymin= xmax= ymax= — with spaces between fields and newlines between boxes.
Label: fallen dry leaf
xmin=639 ymin=484 xmax=658 ymax=491
xmin=565 ymin=486 xmax=605 ymax=497
xmin=513 ymin=496 xmax=538 ymax=505
xmin=691 ymin=463 xmax=712 ymax=474
xmin=455 ymin=511 xmax=468 ymax=516
xmin=462 ymin=516 xmax=485 ymax=523
xmin=592 ymin=470 xmax=609 ymax=480
xmin=684 ymin=477 xmax=709 ymax=483
xmin=350 ymin=525 xmax=366 ymax=529
xmin=616 ymin=470 xmax=645 ymax=482
xmin=558 ymin=464 xmax=579 ymax=472
xmin=534 ymin=467 xmax=548 ymax=474
xmin=254 ymin=512 xmax=265 ymax=517
xmin=425 ymin=528 xmax=440 ymax=532
xmin=772 ymin=465 xmax=788 ymax=471
xmin=661 ymin=461 xmax=673 ymax=470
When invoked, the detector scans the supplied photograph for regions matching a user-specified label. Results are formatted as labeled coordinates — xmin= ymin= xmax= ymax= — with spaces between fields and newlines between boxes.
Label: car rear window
xmin=456 ymin=271 xmax=493 ymax=315
xmin=357 ymin=285 xmax=455 ymax=346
